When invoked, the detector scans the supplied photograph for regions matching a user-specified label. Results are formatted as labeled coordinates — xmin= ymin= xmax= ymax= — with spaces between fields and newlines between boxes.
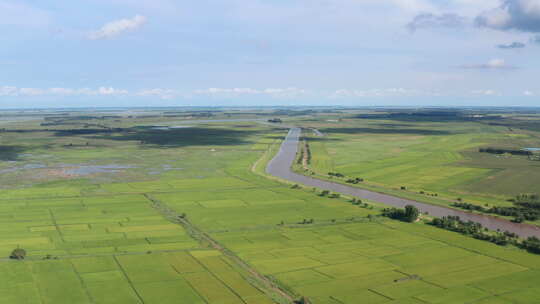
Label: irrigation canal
xmin=266 ymin=127 xmax=540 ymax=238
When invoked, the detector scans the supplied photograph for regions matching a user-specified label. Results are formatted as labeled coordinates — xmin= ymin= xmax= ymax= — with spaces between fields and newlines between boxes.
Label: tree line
xmin=452 ymin=194 xmax=540 ymax=223
xmin=379 ymin=204 xmax=540 ymax=255
xmin=479 ymin=147 xmax=532 ymax=156
xmin=430 ymin=216 xmax=540 ymax=254
xmin=326 ymin=172 xmax=365 ymax=184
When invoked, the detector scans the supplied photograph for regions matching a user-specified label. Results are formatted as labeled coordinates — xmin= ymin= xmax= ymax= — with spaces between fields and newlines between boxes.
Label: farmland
xmin=0 ymin=109 xmax=539 ymax=303
xmin=295 ymin=111 xmax=540 ymax=213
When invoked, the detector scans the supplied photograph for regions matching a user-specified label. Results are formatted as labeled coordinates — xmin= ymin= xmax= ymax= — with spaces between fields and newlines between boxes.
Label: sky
xmin=1 ymin=0 xmax=540 ymax=108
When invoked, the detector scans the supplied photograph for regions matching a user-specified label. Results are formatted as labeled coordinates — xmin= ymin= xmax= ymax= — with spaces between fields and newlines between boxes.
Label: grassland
xmin=0 ymin=112 xmax=289 ymax=304
xmin=0 ymin=109 xmax=539 ymax=303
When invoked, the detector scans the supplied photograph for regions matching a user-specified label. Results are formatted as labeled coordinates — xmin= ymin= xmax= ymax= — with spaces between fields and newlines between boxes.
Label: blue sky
xmin=1 ymin=0 xmax=539 ymax=108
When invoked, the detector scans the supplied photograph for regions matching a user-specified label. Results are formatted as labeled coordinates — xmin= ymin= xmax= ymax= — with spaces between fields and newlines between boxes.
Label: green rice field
xmin=0 ymin=109 xmax=539 ymax=303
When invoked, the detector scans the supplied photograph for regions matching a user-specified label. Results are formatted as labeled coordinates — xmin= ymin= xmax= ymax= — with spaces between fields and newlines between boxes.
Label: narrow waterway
xmin=267 ymin=128 xmax=540 ymax=238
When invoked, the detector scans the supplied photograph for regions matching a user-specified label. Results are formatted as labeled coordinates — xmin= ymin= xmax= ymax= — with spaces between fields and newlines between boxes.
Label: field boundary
xmin=145 ymin=194 xmax=298 ymax=304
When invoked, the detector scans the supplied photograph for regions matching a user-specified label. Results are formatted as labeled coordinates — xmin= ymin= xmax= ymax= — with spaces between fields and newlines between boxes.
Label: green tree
xmin=404 ymin=205 xmax=420 ymax=222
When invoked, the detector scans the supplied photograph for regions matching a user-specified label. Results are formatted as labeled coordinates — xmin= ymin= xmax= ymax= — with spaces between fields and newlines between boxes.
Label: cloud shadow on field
xmin=0 ymin=145 xmax=28 ymax=161
xmin=89 ymin=127 xmax=258 ymax=147
xmin=54 ymin=129 xmax=122 ymax=136
xmin=374 ymin=123 xmax=416 ymax=128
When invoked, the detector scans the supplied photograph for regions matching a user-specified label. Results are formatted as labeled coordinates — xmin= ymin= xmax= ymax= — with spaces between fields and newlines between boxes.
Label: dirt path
xmin=145 ymin=194 xmax=297 ymax=304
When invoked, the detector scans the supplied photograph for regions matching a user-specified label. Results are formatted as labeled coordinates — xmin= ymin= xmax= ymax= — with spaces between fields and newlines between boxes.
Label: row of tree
xmin=297 ymin=146 xmax=305 ymax=165
xmin=430 ymin=216 xmax=511 ymax=245
xmin=452 ymin=194 xmax=540 ymax=223
xmin=318 ymin=190 xmax=340 ymax=198
xmin=326 ymin=171 xmax=366 ymax=184
xmin=479 ymin=147 xmax=532 ymax=156
xmin=305 ymin=142 xmax=311 ymax=164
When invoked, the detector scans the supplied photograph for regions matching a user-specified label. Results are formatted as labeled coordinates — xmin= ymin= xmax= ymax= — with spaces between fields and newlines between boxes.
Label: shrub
xmin=328 ymin=172 xmax=344 ymax=178
xmin=346 ymin=177 xmax=364 ymax=184
xmin=319 ymin=190 xmax=330 ymax=197
xmin=523 ymin=237 xmax=540 ymax=254
xmin=10 ymin=248 xmax=26 ymax=260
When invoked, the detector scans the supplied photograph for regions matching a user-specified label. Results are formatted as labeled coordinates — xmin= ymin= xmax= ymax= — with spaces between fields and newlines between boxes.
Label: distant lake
xmin=523 ymin=148 xmax=540 ymax=151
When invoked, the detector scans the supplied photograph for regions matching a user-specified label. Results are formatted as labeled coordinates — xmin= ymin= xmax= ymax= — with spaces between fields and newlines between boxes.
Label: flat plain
xmin=0 ymin=109 xmax=539 ymax=304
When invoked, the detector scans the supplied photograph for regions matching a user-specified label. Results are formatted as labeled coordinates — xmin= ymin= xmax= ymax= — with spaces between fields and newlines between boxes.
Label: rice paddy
xmin=0 ymin=109 xmax=539 ymax=303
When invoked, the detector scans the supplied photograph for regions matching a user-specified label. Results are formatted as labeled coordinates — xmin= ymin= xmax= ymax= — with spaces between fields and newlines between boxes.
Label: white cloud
xmin=97 ymin=87 xmax=128 ymax=95
xmin=2 ymin=86 xmax=310 ymax=100
xmin=137 ymin=88 xmax=176 ymax=100
xmin=476 ymin=0 xmax=540 ymax=32
xmin=330 ymin=88 xmax=436 ymax=98
xmin=89 ymin=15 xmax=147 ymax=40
xmin=0 ymin=86 xmax=18 ymax=96
xmin=523 ymin=90 xmax=535 ymax=96
xmin=471 ymin=89 xmax=499 ymax=95
xmin=194 ymin=87 xmax=307 ymax=98
xmin=262 ymin=88 xmax=307 ymax=98
xmin=18 ymin=88 xmax=46 ymax=96
xmin=198 ymin=88 xmax=260 ymax=95
xmin=0 ymin=86 xmax=129 ymax=97
xmin=49 ymin=88 xmax=76 ymax=95
xmin=406 ymin=13 xmax=469 ymax=32
xmin=476 ymin=7 xmax=512 ymax=29
xmin=497 ymin=41 xmax=526 ymax=48
xmin=485 ymin=58 xmax=507 ymax=68
xmin=460 ymin=58 xmax=517 ymax=69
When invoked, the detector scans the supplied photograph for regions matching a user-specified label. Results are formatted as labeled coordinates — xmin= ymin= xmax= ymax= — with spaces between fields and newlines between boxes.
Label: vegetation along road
xmin=267 ymin=128 xmax=540 ymax=238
